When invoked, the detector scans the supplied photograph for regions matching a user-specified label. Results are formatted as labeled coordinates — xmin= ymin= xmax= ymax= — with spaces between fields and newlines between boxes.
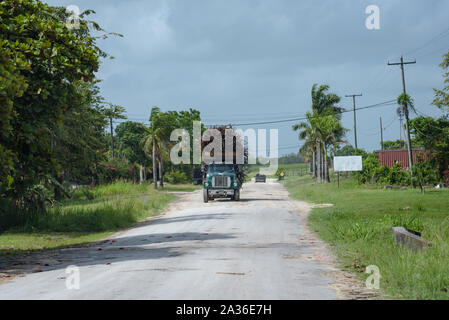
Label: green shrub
xmin=165 ymin=171 xmax=189 ymax=184
xmin=386 ymin=162 xmax=410 ymax=185
xmin=96 ymin=157 xmax=135 ymax=184
xmin=81 ymin=188 xmax=95 ymax=200
xmin=413 ymin=158 xmax=440 ymax=190
xmin=374 ymin=165 xmax=390 ymax=184
xmin=359 ymin=153 xmax=419 ymax=186
xmin=359 ymin=153 xmax=381 ymax=184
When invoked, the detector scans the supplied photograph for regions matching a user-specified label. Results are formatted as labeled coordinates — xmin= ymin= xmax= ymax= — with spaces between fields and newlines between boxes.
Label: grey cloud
xmin=47 ymin=0 xmax=448 ymax=154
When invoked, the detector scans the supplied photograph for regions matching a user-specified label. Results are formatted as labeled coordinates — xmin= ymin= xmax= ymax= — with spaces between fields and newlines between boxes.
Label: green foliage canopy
xmin=0 ymin=0 xmax=116 ymax=202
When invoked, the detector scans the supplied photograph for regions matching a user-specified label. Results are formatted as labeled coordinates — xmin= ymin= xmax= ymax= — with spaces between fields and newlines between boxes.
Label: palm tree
xmin=141 ymin=107 xmax=168 ymax=189
xmin=293 ymin=84 xmax=344 ymax=183
xmin=311 ymin=84 xmax=344 ymax=117
xmin=104 ymin=104 xmax=127 ymax=158
xmin=293 ymin=111 xmax=319 ymax=179
xmin=315 ymin=112 xmax=348 ymax=183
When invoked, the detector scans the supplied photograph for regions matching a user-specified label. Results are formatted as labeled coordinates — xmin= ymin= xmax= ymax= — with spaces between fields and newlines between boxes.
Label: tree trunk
xmin=316 ymin=141 xmax=322 ymax=183
xmin=54 ymin=175 xmax=63 ymax=201
xmin=143 ymin=166 xmax=146 ymax=182
xmin=319 ymin=147 xmax=322 ymax=182
xmin=323 ymin=144 xmax=330 ymax=183
xmin=159 ymin=159 xmax=164 ymax=188
xmin=110 ymin=117 xmax=114 ymax=158
xmin=312 ymin=148 xmax=316 ymax=177
xmin=153 ymin=142 xmax=158 ymax=189
xmin=321 ymin=149 xmax=325 ymax=182
xmin=139 ymin=164 xmax=143 ymax=185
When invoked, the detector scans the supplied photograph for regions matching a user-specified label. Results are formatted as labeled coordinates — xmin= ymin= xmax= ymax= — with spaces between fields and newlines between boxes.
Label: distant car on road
xmin=255 ymin=174 xmax=267 ymax=183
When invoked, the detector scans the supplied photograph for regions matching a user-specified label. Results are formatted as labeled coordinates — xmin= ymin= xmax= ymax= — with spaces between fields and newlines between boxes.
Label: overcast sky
xmin=49 ymin=0 xmax=449 ymax=155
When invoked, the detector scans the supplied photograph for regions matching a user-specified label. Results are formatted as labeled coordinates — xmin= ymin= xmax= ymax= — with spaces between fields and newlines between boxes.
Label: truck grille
xmin=212 ymin=176 xmax=230 ymax=188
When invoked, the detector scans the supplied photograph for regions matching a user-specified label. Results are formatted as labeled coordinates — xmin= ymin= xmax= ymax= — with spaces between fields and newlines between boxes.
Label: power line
xmin=119 ymin=100 xmax=397 ymax=125
xmin=359 ymin=115 xmax=396 ymax=137
xmin=113 ymin=101 xmax=397 ymax=127
xmin=414 ymin=107 xmax=435 ymax=118
xmin=362 ymin=64 xmax=393 ymax=93
xmin=383 ymin=117 xmax=397 ymax=130
xmin=416 ymin=45 xmax=449 ymax=59
xmin=405 ymin=24 xmax=449 ymax=56
xmin=111 ymin=99 xmax=398 ymax=130
xmin=412 ymin=109 xmax=448 ymax=132
xmin=232 ymin=100 xmax=396 ymax=127
xmin=125 ymin=109 xmax=313 ymax=122
xmin=409 ymin=122 xmax=440 ymax=140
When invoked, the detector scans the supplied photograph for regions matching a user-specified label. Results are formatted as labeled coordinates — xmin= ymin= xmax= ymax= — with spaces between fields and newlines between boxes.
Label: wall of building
xmin=375 ymin=149 xmax=424 ymax=169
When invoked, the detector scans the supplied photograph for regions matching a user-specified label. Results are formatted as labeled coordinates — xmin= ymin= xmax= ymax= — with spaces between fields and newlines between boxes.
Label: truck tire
xmin=203 ymin=189 xmax=209 ymax=203
xmin=234 ymin=189 xmax=240 ymax=201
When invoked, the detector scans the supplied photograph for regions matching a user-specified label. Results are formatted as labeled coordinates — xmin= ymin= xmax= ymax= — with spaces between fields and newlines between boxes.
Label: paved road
xmin=0 ymin=180 xmax=337 ymax=300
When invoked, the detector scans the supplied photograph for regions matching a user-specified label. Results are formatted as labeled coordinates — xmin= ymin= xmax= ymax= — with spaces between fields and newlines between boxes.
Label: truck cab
xmin=203 ymin=163 xmax=242 ymax=203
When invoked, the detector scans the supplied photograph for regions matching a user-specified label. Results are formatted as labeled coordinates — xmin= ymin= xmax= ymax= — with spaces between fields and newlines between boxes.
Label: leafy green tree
xmin=0 ymin=0 xmax=120 ymax=207
xmin=53 ymin=82 xmax=109 ymax=186
xmin=96 ymin=156 xmax=134 ymax=184
xmin=382 ymin=140 xmax=407 ymax=150
xmin=115 ymin=121 xmax=148 ymax=166
xmin=433 ymin=50 xmax=449 ymax=114
xmin=141 ymin=107 xmax=202 ymax=188
xmin=410 ymin=116 xmax=449 ymax=180
xmin=412 ymin=156 xmax=439 ymax=193
xmin=0 ymin=41 xmax=28 ymax=190
xmin=164 ymin=108 xmax=202 ymax=177
xmin=278 ymin=154 xmax=305 ymax=165
xmin=334 ymin=145 xmax=366 ymax=157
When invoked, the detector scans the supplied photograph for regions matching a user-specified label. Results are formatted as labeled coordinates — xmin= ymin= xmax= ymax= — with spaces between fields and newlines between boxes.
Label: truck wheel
xmin=203 ymin=189 xmax=209 ymax=203
xmin=234 ymin=189 xmax=240 ymax=201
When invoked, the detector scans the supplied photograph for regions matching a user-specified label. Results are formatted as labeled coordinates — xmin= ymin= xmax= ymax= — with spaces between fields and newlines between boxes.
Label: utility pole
xmin=345 ymin=94 xmax=362 ymax=150
xmin=388 ymin=56 xmax=416 ymax=172
xmin=380 ymin=117 xmax=384 ymax=150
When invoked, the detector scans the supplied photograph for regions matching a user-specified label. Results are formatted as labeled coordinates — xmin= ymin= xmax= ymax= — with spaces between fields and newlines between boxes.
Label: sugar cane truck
xmin=201 ymin=126 xmax=244 ymax=203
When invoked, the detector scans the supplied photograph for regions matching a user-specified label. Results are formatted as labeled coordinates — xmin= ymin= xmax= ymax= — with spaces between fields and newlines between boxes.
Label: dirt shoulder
xmin=287 ymin=196 xmax=379 ymax=300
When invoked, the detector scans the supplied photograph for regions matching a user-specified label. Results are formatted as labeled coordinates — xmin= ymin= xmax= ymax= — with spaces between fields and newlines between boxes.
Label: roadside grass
xmin=161 ymin=183 xmax=202 ymax=193
xmin=0 ymin=182 xmax=199 ymax=255
xmin=248 ymin=163 xmax=309 ymax=178
xmin=69 ymin=181 xmax=200 ymax=202
xmin=282 ymin=175 xmax=449 ymax=300
xmin=0 ymin=232 xmax=111 ymax=254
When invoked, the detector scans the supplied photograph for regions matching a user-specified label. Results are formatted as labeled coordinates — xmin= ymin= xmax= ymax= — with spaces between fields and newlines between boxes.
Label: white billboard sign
xmin=334 ymin=156 xmax=363 ymax=172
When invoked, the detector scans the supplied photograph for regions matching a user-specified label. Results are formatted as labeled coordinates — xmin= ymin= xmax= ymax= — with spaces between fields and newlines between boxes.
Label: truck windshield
xmin=208 ymin=164 xmax=234 ymax=174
